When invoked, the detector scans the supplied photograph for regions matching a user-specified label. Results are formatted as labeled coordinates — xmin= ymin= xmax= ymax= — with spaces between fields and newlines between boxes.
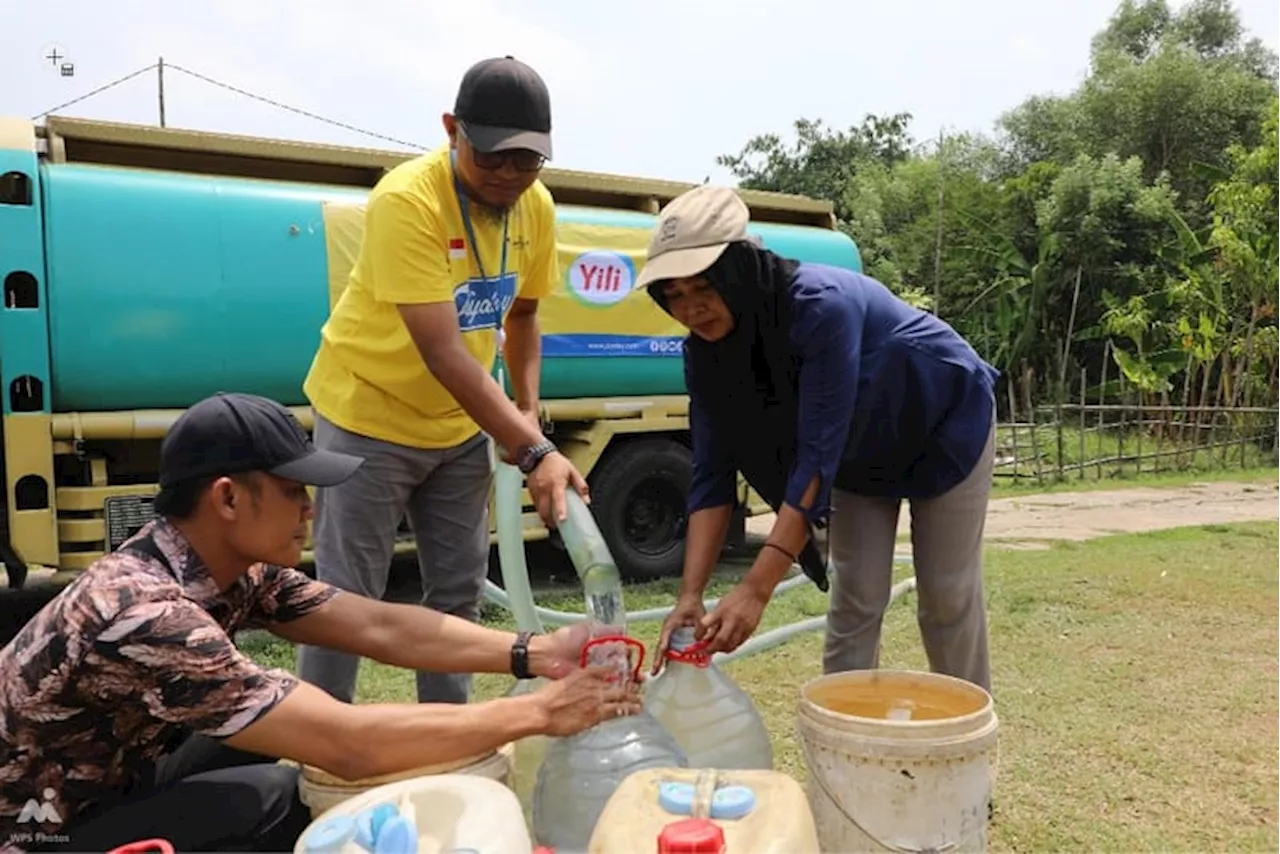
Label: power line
xmin=164 ymin=62 xmax=424 ymax=150
xmin=31 ymin=59 xmax=424 ymax=151
xmin=31 ymin=63 xmax=158 ymax=119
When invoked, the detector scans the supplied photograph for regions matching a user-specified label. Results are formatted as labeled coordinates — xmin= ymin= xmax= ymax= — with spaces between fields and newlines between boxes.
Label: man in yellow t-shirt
xmin=296 ymin=56 xmax=588 ymax=706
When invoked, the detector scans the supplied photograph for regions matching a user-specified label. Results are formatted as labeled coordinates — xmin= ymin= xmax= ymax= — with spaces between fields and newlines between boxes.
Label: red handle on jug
xmin=107 ymin=840 xmax=174 ymax=854
xmin=665 ymin=638 xmax=713 ymax=668
xmin=580 ymin=634 xmax=645 ymax=684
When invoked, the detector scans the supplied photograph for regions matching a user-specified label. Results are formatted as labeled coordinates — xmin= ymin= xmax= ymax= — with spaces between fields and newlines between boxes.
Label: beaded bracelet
xmin=763 ymin=541 xmax=798 ymax=563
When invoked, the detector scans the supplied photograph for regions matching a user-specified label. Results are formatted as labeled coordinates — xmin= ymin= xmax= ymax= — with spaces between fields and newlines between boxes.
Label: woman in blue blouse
xmin=638 ymin=185 xmax=999 ymax=692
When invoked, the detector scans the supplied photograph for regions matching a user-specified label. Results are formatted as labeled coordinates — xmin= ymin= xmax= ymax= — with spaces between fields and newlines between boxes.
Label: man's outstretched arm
xmin=225 ymin=672 xmax=636 ymax=782
xmin=271 ymin=589 xmax=580 ymax=679
xmin=96 ymin=598 xmax=637 ymax=783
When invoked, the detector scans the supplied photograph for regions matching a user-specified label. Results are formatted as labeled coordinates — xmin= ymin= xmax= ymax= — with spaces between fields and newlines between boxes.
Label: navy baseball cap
xmin=453 ymin=56 xmax=553 ymax=159
xmin=158 ymin=393 xmax=363 ymax=489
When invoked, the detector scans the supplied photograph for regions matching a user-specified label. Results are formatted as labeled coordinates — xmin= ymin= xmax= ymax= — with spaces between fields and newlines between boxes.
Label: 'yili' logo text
xmin=454 ymin=274 xmax=517 ymax=332
xmin=568 ymin=251 xmax=635 ymax=307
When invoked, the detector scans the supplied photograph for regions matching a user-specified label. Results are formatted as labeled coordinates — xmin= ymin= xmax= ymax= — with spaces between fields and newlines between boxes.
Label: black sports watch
xmin=511 ymin=630 xmax=537 ymax=679
xmin=515 ymin=440 xmax=557 ymax=474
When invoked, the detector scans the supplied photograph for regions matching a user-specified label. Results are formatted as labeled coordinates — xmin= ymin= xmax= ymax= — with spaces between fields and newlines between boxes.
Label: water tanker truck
xmin=0 ymin=115 xmax=863 ymax=622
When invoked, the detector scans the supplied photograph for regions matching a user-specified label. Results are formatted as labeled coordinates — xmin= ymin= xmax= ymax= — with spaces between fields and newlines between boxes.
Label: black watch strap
xmin=516 ymin=440 xmax=557 ymax=474
xmin=511 ymin=630 xmax=537 ymax=679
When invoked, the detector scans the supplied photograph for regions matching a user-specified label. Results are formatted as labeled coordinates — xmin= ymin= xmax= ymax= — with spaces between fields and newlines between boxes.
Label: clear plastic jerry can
xmin=532 ymin=636 xmax=688 ymax=853
xmin=643 ymin=626 xmax=774 ymax=771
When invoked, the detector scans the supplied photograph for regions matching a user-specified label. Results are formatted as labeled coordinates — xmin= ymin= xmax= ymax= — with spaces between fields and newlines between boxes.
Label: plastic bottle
xmin=531 ymin=708 xmax=688 ymax=853
xmin=643 ymin=627 xmax=774 ymax=771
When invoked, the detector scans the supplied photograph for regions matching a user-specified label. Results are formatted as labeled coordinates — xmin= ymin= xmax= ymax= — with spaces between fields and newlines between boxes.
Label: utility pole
xmin=157 ymin=56 xmax=167 ymax=127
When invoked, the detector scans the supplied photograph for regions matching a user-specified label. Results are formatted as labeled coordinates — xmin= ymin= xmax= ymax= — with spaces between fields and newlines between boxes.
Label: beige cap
xmin=635 ymin=185 xmax=750 ymax=290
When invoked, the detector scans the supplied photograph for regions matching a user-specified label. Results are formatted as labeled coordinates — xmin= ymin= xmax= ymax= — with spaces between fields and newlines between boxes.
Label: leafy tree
xmin=1000 ymin=0 xmax=1278 ymax=208
xmin=713 ymin=0 xmax=1278 ymax=419
xmin=715 ymin=114 xmax=914 ymax=222
xmin=1206 ymin=96 xmax=1279 ymax=405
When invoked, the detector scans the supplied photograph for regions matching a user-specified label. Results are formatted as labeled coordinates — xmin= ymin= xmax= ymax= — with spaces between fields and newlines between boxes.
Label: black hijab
xmin=648 ymin=240 xmax=830 ymax=590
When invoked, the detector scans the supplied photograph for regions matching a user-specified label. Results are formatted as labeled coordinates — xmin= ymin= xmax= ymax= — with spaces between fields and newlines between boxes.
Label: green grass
xmin=240 ymin=521 xmax=1280 ymax=852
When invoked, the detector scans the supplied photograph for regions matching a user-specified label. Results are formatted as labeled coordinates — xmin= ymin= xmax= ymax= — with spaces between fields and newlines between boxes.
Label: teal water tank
xmin=39 ymin=163 xmax=862 ymax=412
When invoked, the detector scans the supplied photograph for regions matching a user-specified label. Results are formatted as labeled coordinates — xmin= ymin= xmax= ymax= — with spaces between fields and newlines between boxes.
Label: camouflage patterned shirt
xmin=0 ymin=518 xmax=337 ymax=846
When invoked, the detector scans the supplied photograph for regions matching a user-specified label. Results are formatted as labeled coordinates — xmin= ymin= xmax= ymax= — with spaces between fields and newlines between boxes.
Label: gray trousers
xmin=295 ymin=413 xmax=493 ymax=705
xmin=823 ymin=417 xmax=996 ymax=692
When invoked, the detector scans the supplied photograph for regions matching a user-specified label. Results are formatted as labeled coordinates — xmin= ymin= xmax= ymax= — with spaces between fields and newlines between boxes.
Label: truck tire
xmin=588 ymin=438 xmax=692 ymax=582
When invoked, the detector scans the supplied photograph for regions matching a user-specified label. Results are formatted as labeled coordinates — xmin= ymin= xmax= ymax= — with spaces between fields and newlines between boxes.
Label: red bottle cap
xmin=107 ymin=841 xmax=174 ymax=854
xmin=657 ymin=818 xmax=726 ymax=854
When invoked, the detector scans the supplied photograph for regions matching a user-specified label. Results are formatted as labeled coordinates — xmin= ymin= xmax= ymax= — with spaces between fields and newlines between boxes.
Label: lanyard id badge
xmin=451 ymin=150 xmax=510 ymax=283
xmin=451 ymin=151 xmax=513 ymax=468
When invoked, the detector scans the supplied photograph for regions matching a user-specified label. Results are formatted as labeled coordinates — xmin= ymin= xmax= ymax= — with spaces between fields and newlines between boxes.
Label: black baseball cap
xmin=157 ymin=393 xmax=363 ymax=491
xmin=453 ymin=56 xmax=552 ymax=160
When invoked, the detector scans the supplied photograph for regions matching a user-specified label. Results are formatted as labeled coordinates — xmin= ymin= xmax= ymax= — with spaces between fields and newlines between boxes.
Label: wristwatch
xmin=511 ymin=630 xmax=537 ymax=679
xmin=515 ymin=440 xmax=557 ymax=474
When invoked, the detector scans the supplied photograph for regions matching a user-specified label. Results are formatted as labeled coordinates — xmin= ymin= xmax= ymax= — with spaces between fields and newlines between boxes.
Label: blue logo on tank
xmin=454 ymin=273 xmax=517 ymax=332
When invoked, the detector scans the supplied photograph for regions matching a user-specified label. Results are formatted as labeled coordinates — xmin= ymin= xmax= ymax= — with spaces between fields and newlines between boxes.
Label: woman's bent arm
xmin=680 ymin=505 xmax=734 ymax=598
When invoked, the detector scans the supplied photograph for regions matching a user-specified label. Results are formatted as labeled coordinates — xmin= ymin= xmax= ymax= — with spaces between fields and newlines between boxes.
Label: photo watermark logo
xmin=9 ymin=788 xmax=69 ymax=846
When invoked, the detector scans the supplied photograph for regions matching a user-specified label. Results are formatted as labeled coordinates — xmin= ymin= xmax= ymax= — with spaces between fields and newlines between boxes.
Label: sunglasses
xmin=459 ymin=123 xmax=546 ymax=173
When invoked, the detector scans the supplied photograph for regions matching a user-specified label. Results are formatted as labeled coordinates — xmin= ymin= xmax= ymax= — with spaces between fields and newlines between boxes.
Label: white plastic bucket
xmin=297 ymin=742 xmax=515 ymax=818
xmin=795 ymin=669 xmax=998 ymax=853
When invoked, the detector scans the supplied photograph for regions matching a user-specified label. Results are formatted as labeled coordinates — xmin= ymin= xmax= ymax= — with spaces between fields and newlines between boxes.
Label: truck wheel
xmin=588 ymin=438 xmax=691 ymax=582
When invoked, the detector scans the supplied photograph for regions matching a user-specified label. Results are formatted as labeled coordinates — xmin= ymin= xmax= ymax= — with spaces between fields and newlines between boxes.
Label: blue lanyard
xmin=451 ymin=151 xmax=509 ymax=282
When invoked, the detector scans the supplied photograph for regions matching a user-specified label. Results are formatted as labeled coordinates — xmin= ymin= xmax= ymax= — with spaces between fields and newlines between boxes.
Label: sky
xmin=2 ymin=0 xmax=1278 ymax=185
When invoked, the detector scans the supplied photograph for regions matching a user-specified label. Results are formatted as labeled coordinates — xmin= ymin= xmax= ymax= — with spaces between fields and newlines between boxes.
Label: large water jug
xmin=644 ymin=627 xmax=774 ymax=771
xmin=531 ymin=705 xmax=688 ymax=853
xmin=531 ymin=489 xmax=690 ymax=852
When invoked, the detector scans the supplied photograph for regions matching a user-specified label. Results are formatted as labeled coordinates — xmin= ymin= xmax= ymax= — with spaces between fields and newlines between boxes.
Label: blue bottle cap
xmin=303 ymin=815 xmax=357 ymax=853
xmin=356 ymin=803 xmax=399 ymax=851
xmin=657 ymin=780 xmax=697 ymax=815
xmin=372 ymin=815 xmax=417 ymax=854
xmin=710 ymin=784 xmax=757 ymax=820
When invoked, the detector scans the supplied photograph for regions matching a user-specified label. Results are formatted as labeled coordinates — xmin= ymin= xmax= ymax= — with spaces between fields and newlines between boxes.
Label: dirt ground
xmin=746 ymin=478 xmax=1280 ymax=551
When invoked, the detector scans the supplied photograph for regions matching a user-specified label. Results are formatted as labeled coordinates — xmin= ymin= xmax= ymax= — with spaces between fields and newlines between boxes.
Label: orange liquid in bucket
xmin=807 ymin=672 xmax=986 ymax=721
